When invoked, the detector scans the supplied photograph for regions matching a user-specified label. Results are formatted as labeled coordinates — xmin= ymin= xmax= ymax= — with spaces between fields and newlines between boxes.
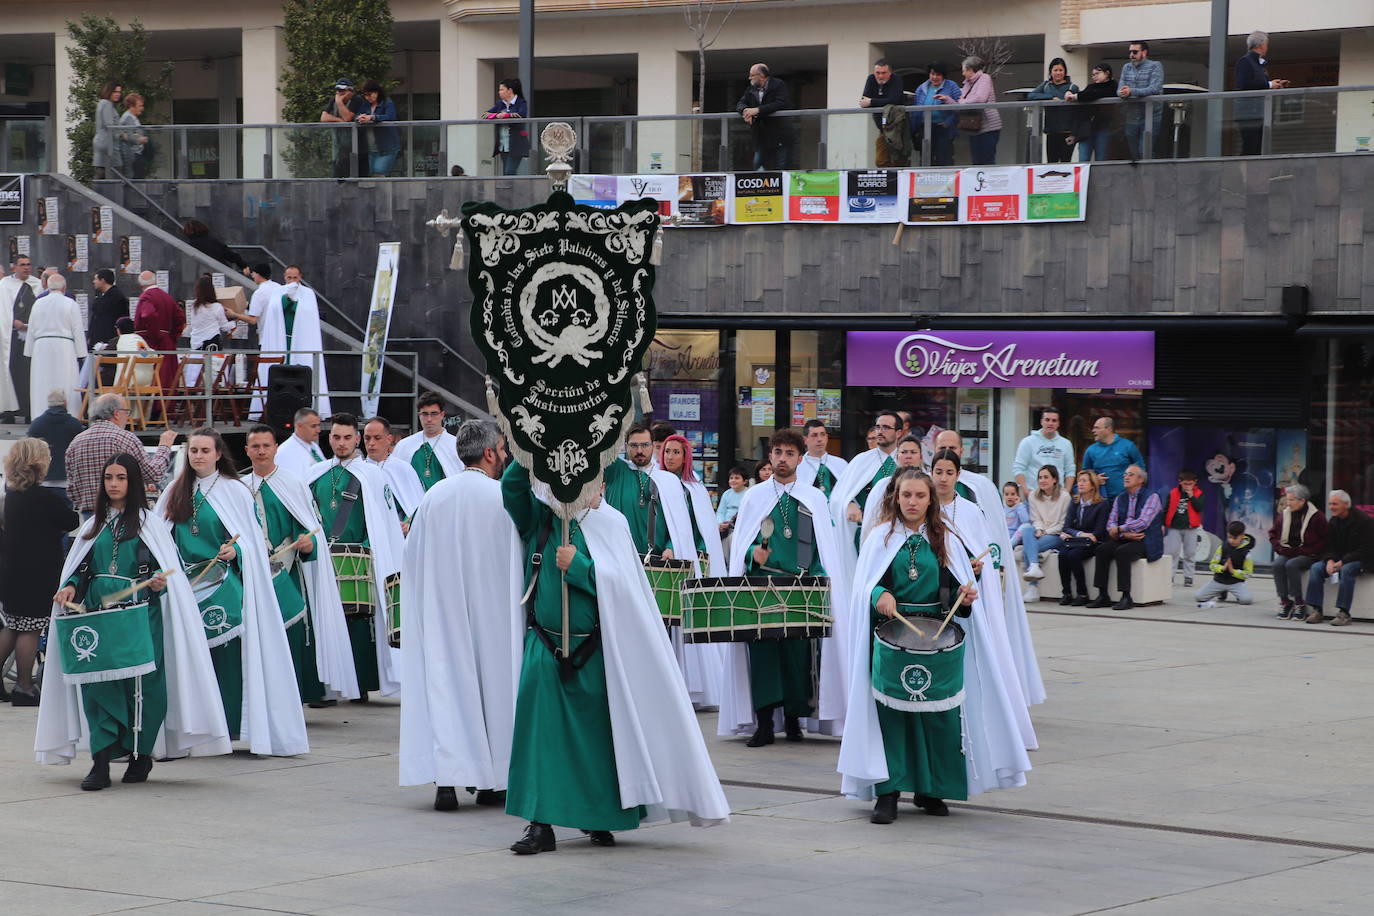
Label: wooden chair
xmin=76 ymin=354 xmax=134 ymax=420
xmin=126 ymin=357 xmax=170 ymax=430
xmin=210 ymin=352 xmax=247 ymax=425
xmin=166 ymin=354 xmax=207 ymax=427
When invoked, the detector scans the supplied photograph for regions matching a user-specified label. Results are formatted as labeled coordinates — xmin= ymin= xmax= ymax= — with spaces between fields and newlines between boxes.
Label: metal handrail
xmin=227 ymin=243 xmax=368 ymax=341
xmin=388 ymin=336 xmax=486 ymax=384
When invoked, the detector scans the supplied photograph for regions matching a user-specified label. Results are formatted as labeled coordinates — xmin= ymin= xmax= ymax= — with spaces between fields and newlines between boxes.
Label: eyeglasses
xmin=1128 ymin=49 xmax=1141 ymax=55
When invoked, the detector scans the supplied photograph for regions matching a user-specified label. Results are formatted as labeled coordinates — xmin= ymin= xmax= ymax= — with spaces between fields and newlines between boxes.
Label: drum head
xmin=645 ymin=555 xmax=692 ymax=571
xmin=876 ymin=616 xmax=964 ymax=652
xmin=188 ymin=560 xmax=228 ymax=602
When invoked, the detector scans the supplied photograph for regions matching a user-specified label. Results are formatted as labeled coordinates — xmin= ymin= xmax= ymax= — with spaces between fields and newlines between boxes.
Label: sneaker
xmin=1197 ymin=600 xmax=1218 ymax=609
xmin=1024 ymin=563 xmax=1045 ymax=581
xmin=1022 ymin=585 xmax=1040 ymax=603
xmin=1304 ymin=607 xmax=1325 ymax=624
xmin=1332 ymin=610 xmax=1353 ymax=627
xmin=1184 ymin=577 xmax=1194 ymax=587
xmin=1276 ymin=604 xmax=1294 ymax=620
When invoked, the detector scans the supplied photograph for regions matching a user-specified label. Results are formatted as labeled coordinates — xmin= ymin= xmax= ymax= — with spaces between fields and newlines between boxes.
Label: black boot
xmin=784 ymin=715 xmax=804 ymax=742
xmin=474 ymin=789 xmax=506 ymax=807
xmin=1112 ymin=593 xmax=1134 ymax=611
xmin=121 ymin=754 xmax=153 ymax=784
xmin=1085 ymin=593 xmax=1113 ymax=608
xmin=914 ymin=795 xmax=950 ymax=816
xmin=871 ymin=791 xmax=899 ymax=824
xmin=1058 ymin=592 xmax=1073 ymax=606
xmin=348 ymin=692 xmax=370 ymax=704
xmin=434 ymin=786 xmax=459 ymax=811
xmin=510 ymin=822 xmax=556 ymax=855
xmin=581 ymin=829 xmax=616 ymax=847
xmin=746 ymin=706 xmax=776 ymax=747
xmin=81 ymin=750 xmax=112 ymax=791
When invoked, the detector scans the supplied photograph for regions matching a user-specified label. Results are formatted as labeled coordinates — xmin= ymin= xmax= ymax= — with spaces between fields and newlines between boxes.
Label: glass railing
xmin=116 ymin=84 xmax=1374 ymax=181
xmin=1 ymin=118 xmax=50 ymax=172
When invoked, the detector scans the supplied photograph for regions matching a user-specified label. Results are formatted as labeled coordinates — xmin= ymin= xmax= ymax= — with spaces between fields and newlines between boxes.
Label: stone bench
xmin=1022 ymin=548 xmax=1174 ymax=604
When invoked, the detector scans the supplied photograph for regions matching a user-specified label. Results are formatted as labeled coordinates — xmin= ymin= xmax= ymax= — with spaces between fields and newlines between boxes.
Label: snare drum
xmin=385 ymin=573 xmax=401 ymax=649
xmin=331 ymin=544 xmax=376 ymax=619
xmin=55 ymin=603 xmax=157 ymax=686
xmin=643 ymin=556 xmax=692 ymax=626
xmin=680 ymin=575 xmax=832 ymax=643
xmin=186 ymin=558 xmax=245 ymax=648
xmin=871 ymin=615 xmax=966 ymax=713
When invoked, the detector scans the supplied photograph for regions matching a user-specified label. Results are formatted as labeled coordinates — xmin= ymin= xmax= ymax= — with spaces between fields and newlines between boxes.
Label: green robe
xmin=813 ymin=462 xmax=838 ymax=499
xmin=744 ymin=494 xmax=825 ymax=717
xmin=501 ymin=461 xmax=641 ymax=831
xmin=603 ymin=460 xmax=669 ymax=556
xmin=869 ymin=534 xmax=968 ymax=800
xmin=410 ymin=440 xmax=446 ymax=492
xmin=281 ymin=295 xmax=298 ymax=351
xmin=66 ymin=523 xmax=167 ymax=758
xmin=173 ymin=495 xmax=245 ymax=738
xmin=311 ymin=464 xmax=380 ymax=693
xmin=853 ymin=454 xmax=896 ymax=549
xmin=254 ymin=477 xmax=324 ymax=704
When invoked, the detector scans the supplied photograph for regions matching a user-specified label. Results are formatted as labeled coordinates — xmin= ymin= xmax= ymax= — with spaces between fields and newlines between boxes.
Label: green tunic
xmin=66 ymin=523 xmax=168 ymax=758
xmin=253 ymin=476 xmax=324 ymax=704
xmin=812 ymin=460 xmax=838 ymax=499
xmin=502 ymin=461 xmax=642 ymax=831
xmin=853 ymin=454 xmax=896 ymax=549
xmin=869 ymin=533 xmax=968 ymax=800
xmin=955 ymin=481 xmax=976 ymax=503
xmin=281 ymin=294 xmax=298 ymax=351
xmin=603 ymin=460 xmax=669 ymax=555
xmin=744 ymin=491 xmax=825 ymax=717
xmin=410 ymin=440 xmax=446 ymax=492
xmin=311 ymin=463 xmax=380 ymax=693
xmin=173 ymin=493 xmax=245 ymax=739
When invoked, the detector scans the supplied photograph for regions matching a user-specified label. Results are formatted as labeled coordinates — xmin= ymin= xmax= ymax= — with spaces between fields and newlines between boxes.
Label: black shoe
xmin=348 ymin=692 xmax=370 ymax=705
xmin=915 ymin=795 xmax=950 ymax=816
xmin=1071 ymin=595 xmax=1089 ymax=606
xmin=746 ymin=707 xmax=775 ymax=747
xmin=1276 ymin=603 xmax=1294 ymax=620
xmin=1058 ymin=593 xmax=1073 ymax=606
xmin=81 ymin=751 xmax=112 ymax=791
xmin=434 ymin=786 xmax=459 ymax=811
xmin=9 ymin=685 xmax=39 ymax=706
xmin=121 ymin=755 xmax=153 ymax=784
xmin=1085 ymin=595 xmax=1113 ymax=608
xmin=307 ymin=698 xmax=338 ymax=708
xmin=510 ymin=822 xmax=556 ymax=855
xmin=871 ymin=791 xmax=899 ymax=824
xmin=1112 ymin=596 xmax=1135 ymax=611
xmin=581 ymin=829 xmax=616 ymax=847
xmin=475 ymin=789 xmax=506 ymax=807
xmin=784 ymin=716 xmax=804 ymax=741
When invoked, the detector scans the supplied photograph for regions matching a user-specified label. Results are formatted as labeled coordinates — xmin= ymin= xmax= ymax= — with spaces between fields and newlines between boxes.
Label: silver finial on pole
xmin=425 ymin=208 xmax=463 ymax=237
xmin=540 ymin=122 xmax=576 ymax=190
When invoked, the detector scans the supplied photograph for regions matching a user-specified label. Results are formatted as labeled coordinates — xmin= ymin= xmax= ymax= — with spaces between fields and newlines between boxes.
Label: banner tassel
xmin=636 ymin=372 xmax=652 ymax=415
xmin=450 ymin=235 xmax=465 ymax=271
xmin=649 ymin=225 xmax=664 ymax=266
xmin=485 ymin=375 xmax=500 ymax=417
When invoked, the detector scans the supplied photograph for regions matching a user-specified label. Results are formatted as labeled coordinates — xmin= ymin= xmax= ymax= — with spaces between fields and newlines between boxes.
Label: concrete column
xmin=441 ymin=17 xmax=496 ymax=175
xmin=996 ymin=388 xmax=1031 ymax=489
xmin=241 ymin=26 xmax=286 ymax=179
xmin=636 ymin=47 xmax=692 ymax=173
xmin=54 ymin=32 xmax=76 ymax=176
xmin=1336 ymin=30 xmax=1374 ymax=153
xmin=825 ymin=40 xmax=882 ymax=170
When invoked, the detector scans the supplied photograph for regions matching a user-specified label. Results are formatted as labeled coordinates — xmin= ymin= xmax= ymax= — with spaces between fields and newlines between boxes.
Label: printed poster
xmin=674 ymin=174 xmax=728 ymax=227
xmin=12 ymin=234 xmax=30 ymax=258
xmin=904 ymin=169 xmax=960 ymax=223
xmin=786 ymin=171 xmax=841 ymax=222
xmin=120 ymin=235 xmax=141 ymax=275
xmin=0 ymin=174 xmax=22 ymax=225
xmin=1027 ymin=164 xmax=1089 ymax=221
xmin=816 ymin=388 xmax=842 ymax=427
xmin=750 ymin=387 xmax=775 ymax=426
xmin=961 ymin=167 xmax=1022 ymax=222
xmin=74 ymin=292 xmax=89 ymax=327
xmin=569 ymin=175 xmax=618 ymax=209
xmin=842 ymin=170 xmax=901 ymax=223
xmin=155 ymin=269 xmax=170 ymax=291
xmin=668 ymin=392 xmax=701 ymax=422
xmin=67 ymin=234 xmax=89 ymax=272
xmin=730 ymin=171 xmax=785 ymax=224
xmin=91 ymin=205 xmax=113 ymax=243
xmin=791 ymin=388 xmax=817 ymax=425
xmin=618 ymin=174 xmax=675 ymax=218
xmin=37 ymin=196 xmax=59 ymax=234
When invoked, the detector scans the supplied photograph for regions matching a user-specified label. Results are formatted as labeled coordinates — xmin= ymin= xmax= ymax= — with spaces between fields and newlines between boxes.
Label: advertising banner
xmin=0 ymin=174 xmax=22 ymax=224
xmin=359 ymin=242 xmax=401 ymax=417
xmin=674 ymin=174 xmax=728 ymax=226
xmin=904 ymin=169 xmax=960 ymax=223
xmin=786 ymin=170 xmax=841 ymax=222
xmin=843 ymin=170 xmax=902 ymax=223
xmin=961 ymin=167 xmax=1022 ymax=222
xmin=618 ymin=174 xmax=675 ymax=218
xmin=730 ymin=171 xmax=786 ymax=223
xmin=1027 ymin=164 xmax=1090 ymax=221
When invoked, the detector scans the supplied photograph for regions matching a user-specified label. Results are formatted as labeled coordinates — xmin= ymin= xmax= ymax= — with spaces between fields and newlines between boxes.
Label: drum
xmin=54 ymin=603 xmax=157 ymax=686
xmin=680 ymin=576 xmax=832 ymax=643
xmin=331 ymin=545 xmax=376 ymax=619
xmin=385 ymin=573 xmax=401 ymax=649
xmin=644 ymin=556 xmax=692 ymax=626
xmin=186 ymin=559 xmax=245 ymax=648
xmin=871 ymin=614 xmax=966 ymax=713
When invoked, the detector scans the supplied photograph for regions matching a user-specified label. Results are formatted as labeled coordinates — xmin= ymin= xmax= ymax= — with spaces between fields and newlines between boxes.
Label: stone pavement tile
xmin=1 ymin=881 xmax=168 ymax=916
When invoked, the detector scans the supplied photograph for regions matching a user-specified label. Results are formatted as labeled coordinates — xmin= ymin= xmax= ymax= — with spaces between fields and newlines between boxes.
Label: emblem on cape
xmin=901 ymin=663 xmax=933 ymax=699
xmin=463 ymin=192 xmax=659 ymax=511
xmin=70 ymin=625 xmax=100 ymax=663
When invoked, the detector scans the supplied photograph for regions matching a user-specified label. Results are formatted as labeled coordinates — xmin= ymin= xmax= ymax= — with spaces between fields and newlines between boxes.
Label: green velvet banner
xmin=463 ymin=191 xmax=660 ymax=512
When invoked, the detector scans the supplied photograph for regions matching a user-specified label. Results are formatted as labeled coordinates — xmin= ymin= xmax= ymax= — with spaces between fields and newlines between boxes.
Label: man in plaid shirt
xmin=65 ymin=393 xmax=177 ymax=513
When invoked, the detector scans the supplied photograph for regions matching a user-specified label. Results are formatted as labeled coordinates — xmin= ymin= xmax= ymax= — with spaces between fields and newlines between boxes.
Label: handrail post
xmin=1142 ymin=99 xmax=1155 ymax=160
xmin=718 ymin=114 xmax=729 ymax=171
xmin=817 ymin=113 xmax=827 ymax=170
xmin=178 ymin=129 xmax=190 ymax=180
xmin=1261 ymin=92 xmax=1274 ymax=156
xmin=1028 ymin=104 xmax=1043 ymax=164
xmin=350 ymin=123 xmax=359 ymax=178
xmin=921 ymin=109 xmax=933 ymax=167
xmin=264 ymin=126 xmax=274 ymax=179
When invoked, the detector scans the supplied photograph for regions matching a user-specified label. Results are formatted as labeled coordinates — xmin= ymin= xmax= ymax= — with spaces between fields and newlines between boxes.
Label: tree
xmin=682 ymin=0 xmax=739 ymax=169
xmin=279 ymin=0 xmax=395 ymax=177
xmin=64 ymin=15 xmax=174 ymax=184
xmin=953 ymin=36 xmax=1014 ymax=79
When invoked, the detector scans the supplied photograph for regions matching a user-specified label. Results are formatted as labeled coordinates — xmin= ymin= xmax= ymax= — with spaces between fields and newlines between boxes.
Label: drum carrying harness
xmin=327 ymin=474 xmax=363 ymax=543
xmin=74 ymin=537 xmax=154 ymax=605
xmin=795 ymin=506 xmax=816 ymax=574
xmin=525 ymin=513 xmax=601 ymax=682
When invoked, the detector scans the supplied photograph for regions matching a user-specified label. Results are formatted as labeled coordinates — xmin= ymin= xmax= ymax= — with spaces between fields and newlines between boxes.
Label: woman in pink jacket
xmin=960 ymin=56 xmax=1002 ymax=165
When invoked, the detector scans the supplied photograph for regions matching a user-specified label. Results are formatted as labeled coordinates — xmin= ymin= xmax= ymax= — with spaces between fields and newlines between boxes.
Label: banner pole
xmin=561 ymin=514 xmax=570 ymax=657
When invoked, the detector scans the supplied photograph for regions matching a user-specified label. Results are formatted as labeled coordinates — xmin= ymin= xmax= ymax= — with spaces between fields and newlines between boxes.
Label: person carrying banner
xmin=391 ymin=392 xmax=463 ymax=496
xmin=41 ymin=453 xmax=232 ymax=788
xmin=795 ymin=418 xmax=849 ymax=500
xmin=603 ymin=422 xmax=670 ymax=556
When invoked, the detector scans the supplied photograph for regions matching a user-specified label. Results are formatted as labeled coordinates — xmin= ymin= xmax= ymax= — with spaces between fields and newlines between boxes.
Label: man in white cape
xmin=23 ymin=274 xmax=87 ymax=418
xmin=242 ymin=424 xmax=359 ymax=705
xmin=859 ymin=435 xmax=928 ymax=544
xmin=829 ymin=410 xmax=903 ymax=570
xmin=795 ymin=419 xmax=849 ymax=500
xmin=244 ymin=263 xmax=281 ymax=411
xmin=390 ymin=392 xmax=464 ymax=498
xmin=363 ymin=415 xmax=424 ymax=522
xmin=933 ymin=430 xmax=1046 ymax=707
xmin=276 ymin=407 xmax=328 ymax=478
xmin=36 ymin=509 xmax=232 ymax=767
xmin=256 ymin=269 xmax=331 ymax=418
xmin=305 ymin=413 xmax=402 ymax=698
xmin=400 ymin=420 xmax=522 ymax=812
xmin=719 ymin=429 xmax=851 ymax=741
xmin=0 ymin=254 xmax=41 ymax=416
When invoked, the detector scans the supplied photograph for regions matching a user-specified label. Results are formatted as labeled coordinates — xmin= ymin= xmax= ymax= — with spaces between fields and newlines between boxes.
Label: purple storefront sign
xmin=846 ymin=331 xmax=1155 ymax=389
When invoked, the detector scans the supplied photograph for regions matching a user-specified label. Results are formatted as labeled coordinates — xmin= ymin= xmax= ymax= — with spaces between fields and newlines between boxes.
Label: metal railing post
xmin=1142 ymin=100 xmax=1155 ymax=160
xmin=817 ymin=114 xmax=827 ymax=170
xmin=350 ymin=124 xmax=359 ymax=177
xmin=921 ymin=109 xmax=933 ymax=167
xmin=1261 ymin=93 xmax=1275 ymax=156
xmin=178 ymin=129 xmax=190 ymax=180
xmin=264 ymin=127 xmax=273 ymax=179
xmin=718 ymin=114 xmax=729 ymax=171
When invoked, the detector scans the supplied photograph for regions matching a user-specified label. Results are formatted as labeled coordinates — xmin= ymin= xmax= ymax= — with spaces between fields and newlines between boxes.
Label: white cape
xmin=391 ymin=430 xmax=465 ymax=495
xmin=399 ymin=471 xmax=523 ymax=789
xmin=837 ymin=521 xmax=1033 ymax=800
xmin=719 ymin=480 xmax=852 ymax=737
xmin=829 ymin=447 xmax=897 ymax=579
xmin=35 ymin=510 xmax=233 ymax=765
xmin=796 ymin=453 xmax=850 ymax=495
xmin=306 ymin=457 xmax=403 ymax=695
xmin=366 ymin=456 xmax=425 ymax=519
xmin=0 ymin=275 xmax=40 ymax=412
xmin=156 ymin=475 xmax=309 ymax=756
xmin=24 ymin=292 xmax=87 ymax=417
xmin=242 ymin=466 xmax=359 ymax=700
xmin=257 ymin=282 xmax=331 ymax=418
xmin=276 ymin=434 xmax=326 ymax=480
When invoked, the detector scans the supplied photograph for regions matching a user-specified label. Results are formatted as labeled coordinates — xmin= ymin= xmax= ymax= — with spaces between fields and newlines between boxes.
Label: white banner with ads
xmin=360 ymin=242 xmax=401 ymax=418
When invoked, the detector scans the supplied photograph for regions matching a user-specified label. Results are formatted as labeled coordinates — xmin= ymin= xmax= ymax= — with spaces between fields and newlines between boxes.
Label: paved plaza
xmin=4 ymin=592 xmax=1374 ymax=916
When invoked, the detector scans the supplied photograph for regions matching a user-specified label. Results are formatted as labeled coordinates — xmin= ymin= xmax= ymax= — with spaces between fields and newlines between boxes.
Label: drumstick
xmin=100 ymin=569 xmax=179 ymax=607
xmin=63 ymin=601 xmax=87 ymax=614
xmin=933 ymin=578 xmax=977 ymax=641
xmin=190 ymin=535 xmax=240 ymax=587
xmin=270 ymin=528 xmax=321 ymax=564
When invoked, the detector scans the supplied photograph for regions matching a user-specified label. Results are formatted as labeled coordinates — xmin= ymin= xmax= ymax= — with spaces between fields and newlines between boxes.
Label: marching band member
xmin=364 ymin=415 xmax=423 ymax=524
xmin=603 ymin=422 xmax=670 ymax=555
xmin=795 ymin=419 xmax=849 ymax=500
xmin=391 ymin=392 xmax=463 ymax=498
xmin=830 ymin=410 xmax=903 ymax=559
xmin=859 ymin=434 xmax=927 ymax=543
xmin=276 ymin=407 xmax=327 ymax=477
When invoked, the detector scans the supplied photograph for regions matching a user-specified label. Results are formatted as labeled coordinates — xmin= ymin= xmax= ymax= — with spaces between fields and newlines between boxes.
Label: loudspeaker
xmin=1281 ymin=285 xmax=1310 ymax=318
xmin=263 ymin=364 xmax=313 ymax=438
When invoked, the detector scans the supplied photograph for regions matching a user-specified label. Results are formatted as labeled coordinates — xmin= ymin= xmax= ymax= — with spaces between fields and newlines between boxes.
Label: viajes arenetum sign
xmin=846 ymin=330 xmax=1155 ymax=389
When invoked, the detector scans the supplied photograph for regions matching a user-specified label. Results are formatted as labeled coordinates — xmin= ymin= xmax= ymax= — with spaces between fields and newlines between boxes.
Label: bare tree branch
xmin=953 ymin=35 xmax=1014 ymax=80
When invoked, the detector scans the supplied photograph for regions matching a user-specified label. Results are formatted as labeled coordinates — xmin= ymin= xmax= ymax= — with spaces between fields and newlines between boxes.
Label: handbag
xmin=1062 ymin=536 xmax=1094 ymax=550
xmin=957 ymin=110 xmax=984 ymax=132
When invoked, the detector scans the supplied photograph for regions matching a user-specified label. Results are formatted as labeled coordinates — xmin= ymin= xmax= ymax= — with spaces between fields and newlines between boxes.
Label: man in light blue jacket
xmin=1012 ymin=406 xmax=1076 ymax=495
xmin=1118 ymin=40 xmax=1164 ymax=159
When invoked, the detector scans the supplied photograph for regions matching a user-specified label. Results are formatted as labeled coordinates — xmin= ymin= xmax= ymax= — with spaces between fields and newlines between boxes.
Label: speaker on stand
xmin=263 ymin=364 xmax=313 ymax=439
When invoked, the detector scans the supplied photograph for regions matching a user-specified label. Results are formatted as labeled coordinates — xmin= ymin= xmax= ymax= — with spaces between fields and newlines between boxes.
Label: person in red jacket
xmin=1163 ymin=469 xmax=1205 ymax=586
xmin=133 ymin=270 xmax=185 ymax=393
xmin=1268 ymin=483 xmax=1327 ymax=620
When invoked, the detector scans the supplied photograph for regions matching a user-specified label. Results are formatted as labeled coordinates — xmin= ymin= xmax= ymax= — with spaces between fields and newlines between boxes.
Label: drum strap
xmin=74 ymin=540 xmax=154 ymax=603
xmin=646 ymin=482 xmax=661 ymax=553
xmin=524 ymin=513 xmax=601 ymax=682
xmin=327 ymin=475 xmax=363 ymax=543
xmin=795 ymin=508 xmax=816 ymax=573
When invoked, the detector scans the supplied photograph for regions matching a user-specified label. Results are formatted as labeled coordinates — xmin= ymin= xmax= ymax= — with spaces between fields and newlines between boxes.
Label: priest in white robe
xmin=24 ymin=274 xmax=87 ymax=417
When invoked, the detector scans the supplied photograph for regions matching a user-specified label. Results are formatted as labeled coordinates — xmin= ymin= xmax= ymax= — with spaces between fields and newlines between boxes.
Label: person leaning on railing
xmin=1027 ymin=58 xmax=1079 ymax=164
xmin=913 ymin=61 xmax=961 ymax=167
xmin=1235 ymin=30 xmax=1290 ymax=156
xmin=1065 ymin=63 xmax=1119 ymax=162
xmin=1117 ymin=40 xmax=1164 ymax=159
xmin=958 ymin=57 xmax=1001 ymax=166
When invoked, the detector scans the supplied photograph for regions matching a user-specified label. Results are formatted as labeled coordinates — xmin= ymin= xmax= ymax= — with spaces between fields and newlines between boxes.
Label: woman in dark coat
xmin=1056 ymin=470 xmax=1111 ymax=604
xmin=0 ymin=437 xmax=80 ymax=704
xmin=1066 ymin=63 xmax=1119 ymax=162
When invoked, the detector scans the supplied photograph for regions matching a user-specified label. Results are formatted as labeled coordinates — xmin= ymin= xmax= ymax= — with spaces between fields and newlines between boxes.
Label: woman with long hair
xmin=357 ymin=79 xmax=400 ymax=177
xmin=1057 ymin=470 xmax=1110 ymax=605
xmin=93 ymin=81 xmax=122 ymax=179
xmin=1018 ymin=464 xmax=1071 ymax=590
xmin=156 ymin=427 xmax=307 ymax=755
xmin=838 ymin=467 xmax=1031 ymax=823
xmin=41 ymin=453 xmax=230 ymax=788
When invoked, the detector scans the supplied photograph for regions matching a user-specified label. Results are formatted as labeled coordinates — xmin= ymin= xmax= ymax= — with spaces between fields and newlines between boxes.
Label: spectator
xmin=0 ymin=438 xmax=79 ymax=705
xmin=1003 ymin=481 xmax=1029 ymax=545
xmin=1081 ymin=416 xmax=1144 ymax=499
xmin=1066 ymin=63 xmax=1119 ymax=162
xmin=115 ymin=91 xmax=149 ymax=179
xmin=320 ymin=77 xmax=367 ymax=178
xmin=1019 ymin=465 xmax=1071 ymax=593
xmin=28 ymin=388 xmax=85 ymax=490
xmin=181 ymin=220 xmax=247 ymax=273
xmin=716 ymin=464 xmax=749 ymax=537
xmin=1087 ymin=465 xmax=1163 ymax=610
xmin=23 ymin=274 xmax=86 ymax=418
xmin=752 ymin=459 xmax=773 ymax=484
xmin=114 ymin=316 xmax=156 ymax=387
xmin=92 ymin=81 xmax=122 ymax=180
xmin=1300 ymin=490 xmax=1374 ymax=626
xmin=1058 ymin=470 xmax=1110 ymax=605
xmin=88 ymin=268 xmax=128 ymax=349
xmin=865 ymin=426 xmax=878 ymax=451
xmin=187 ymin=275 xmax=236 ymax=352
xmin=449 ymin=164 xmax=466 ymax=177
xmin=1163 ymin=469 xmax=1205 ymax=587
xmin=482 ymin=79 xmax=530 ymax=177
xmin=736 ymin=63 xmax=794 ymax=170
xmin=357 ymin=80 xmax=400 ymax=177
xmin=958 ymin=56 xmax=1002 ymax=166
xmin=1268 ymin=483 xmax=1327 ymax=619
xmin=1118 ymin=40 xmax=1164 ymax=159
xmin=860 ymin=58 xmax=906 ymax=165
xmin=65 ymin=393 xmax=176 ymax=515
xmin=1027 ymin=58 xmax=1079 ymax=163
xmin=1235 ymin=31 xmax=1289 ymax=156
xmin=913 ymin=61 xmax=962 ymax=166
xmin=133 ymin=270 xmax=184 ymax=393
xmin=1012 ymin=406 xmax=1075 ymax=495
xmin=1195 ymin=520 xmax=1255 ymax=609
